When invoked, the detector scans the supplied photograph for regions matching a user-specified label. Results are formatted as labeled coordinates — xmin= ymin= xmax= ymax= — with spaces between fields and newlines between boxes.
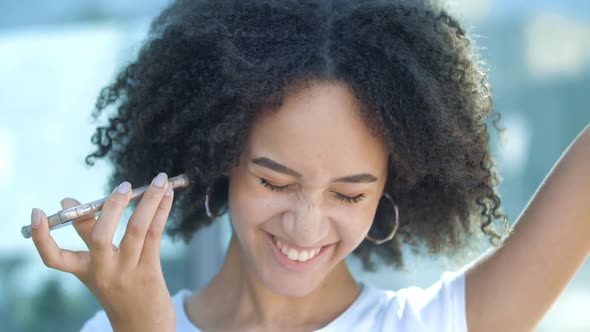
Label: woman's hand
xmin=30 ymin=172 xmax=176 ymax=332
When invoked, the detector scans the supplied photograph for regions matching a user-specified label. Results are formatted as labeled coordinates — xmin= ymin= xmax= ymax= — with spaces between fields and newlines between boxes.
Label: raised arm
xmin=465 ymin=124 xmax=590 ymax=332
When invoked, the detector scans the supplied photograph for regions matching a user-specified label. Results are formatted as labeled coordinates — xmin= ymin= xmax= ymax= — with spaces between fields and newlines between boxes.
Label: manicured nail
xmin=116 ymin=181 xmax=131 ymax=194
xmin=152 ymin=172 xmax=168 ymax=187
xmin=164 ymin=184 xmax=173 ymax=197
xmin=31 ymin=208 xmax=41 ymax=228
xmin=61 ymin=197 xmax=76 ymax=205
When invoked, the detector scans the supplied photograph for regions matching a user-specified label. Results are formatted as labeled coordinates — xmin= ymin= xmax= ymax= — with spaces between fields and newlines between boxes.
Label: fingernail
xmin=152 ymin=172 xmax=168 ymax=187
xmin=115 ymin=181 xmax=131 ymax=194
xmin=164 ymin=184 xmax=173 ymax=197
xmin=31 ymin=208 xmax=41 ymax=228
xmin=61 ymin=197 xmax=74 ymax=205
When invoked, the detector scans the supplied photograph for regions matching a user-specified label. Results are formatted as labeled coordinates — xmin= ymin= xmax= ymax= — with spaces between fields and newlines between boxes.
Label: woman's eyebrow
xmin=251 ymin=157 xmax=378 ymax=183
xmin=333 ymin=173 xmax=378 ymax=183
xmin=252 ymin=157 xmax=301 ymax=177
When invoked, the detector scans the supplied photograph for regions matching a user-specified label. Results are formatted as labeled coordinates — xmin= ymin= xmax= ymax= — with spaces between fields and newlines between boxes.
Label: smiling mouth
xmin=267 ymin=232 xmax=332 ymax=266
xmin=272 ymin=236 xmax=322 ymax=262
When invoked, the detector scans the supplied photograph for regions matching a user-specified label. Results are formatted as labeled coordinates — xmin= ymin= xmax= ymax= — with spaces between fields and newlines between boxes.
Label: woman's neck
xmin=185 ymin=234 xmax=362 ymax=331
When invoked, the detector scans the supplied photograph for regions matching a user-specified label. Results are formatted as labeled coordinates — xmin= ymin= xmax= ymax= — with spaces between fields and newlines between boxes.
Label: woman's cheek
xmin=334 ymin=200 xmax=378 ymax=246
xmin=336 ymin=208 xmax=372 ymax=244
xmin=249 ymin=195 xmax=286 ymax=226
xmin=229 ymin=177 xmax=284 ymax=226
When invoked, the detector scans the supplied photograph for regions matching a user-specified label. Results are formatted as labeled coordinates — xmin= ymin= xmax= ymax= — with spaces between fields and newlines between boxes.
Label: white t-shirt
xmin=80 ymin=269 xmax=467 ymax=332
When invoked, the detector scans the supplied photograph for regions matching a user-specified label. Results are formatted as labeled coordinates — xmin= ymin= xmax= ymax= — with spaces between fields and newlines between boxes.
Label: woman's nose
xmin=281 ymin=192 xmax=327 ymax=247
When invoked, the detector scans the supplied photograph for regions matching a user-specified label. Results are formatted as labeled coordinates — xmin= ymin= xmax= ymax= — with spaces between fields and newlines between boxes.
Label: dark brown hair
xmin=85 ymin=0 xmax=513 ymax=271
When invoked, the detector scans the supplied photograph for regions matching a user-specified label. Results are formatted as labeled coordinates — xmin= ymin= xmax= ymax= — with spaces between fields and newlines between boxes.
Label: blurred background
xmin=0 ymin=0 xmax=589 ymax=331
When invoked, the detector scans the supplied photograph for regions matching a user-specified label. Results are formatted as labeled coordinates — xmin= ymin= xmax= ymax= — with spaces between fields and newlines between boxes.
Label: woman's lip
xmin=271 ymin=234 xmax=326 ymax=252
xmin=266 ymin=232 xmax=329 ymax=272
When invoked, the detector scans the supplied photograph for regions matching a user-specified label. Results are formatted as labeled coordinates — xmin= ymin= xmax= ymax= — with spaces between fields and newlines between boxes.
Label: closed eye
xmin=259 ymin=178 xmax=365 ymax=204
xmin=334 ymin=192 xmax=365 ymax=203
xmin=259 ymin=178 xmax=297 ymax=192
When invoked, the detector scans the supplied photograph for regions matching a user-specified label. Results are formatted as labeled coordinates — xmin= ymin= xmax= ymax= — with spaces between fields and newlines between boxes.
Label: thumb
xmin=30 ymin=207 xmax=48 ymax=232
xmin=30 ymin=208 xmax=52 ymax=252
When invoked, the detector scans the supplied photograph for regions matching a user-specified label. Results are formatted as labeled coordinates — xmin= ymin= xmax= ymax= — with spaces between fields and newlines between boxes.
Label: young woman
xmin=29 ymin=0 xmax=590 ymax=331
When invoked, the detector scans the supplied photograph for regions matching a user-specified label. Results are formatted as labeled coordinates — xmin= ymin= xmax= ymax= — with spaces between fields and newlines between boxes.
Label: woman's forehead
xmin=245 ymin=82 xmax=389 ymax=177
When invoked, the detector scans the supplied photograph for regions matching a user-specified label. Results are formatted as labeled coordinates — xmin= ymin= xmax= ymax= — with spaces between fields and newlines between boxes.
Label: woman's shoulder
xmin=79 ymin=289 xmax=196 ymax=332
xmin=324 ymin=269 xmax=467 ymax=332
xmin=378 ymin=269 xmax=468 ymax=332
xmin=388 ymin=269 xmax=467 ymax=307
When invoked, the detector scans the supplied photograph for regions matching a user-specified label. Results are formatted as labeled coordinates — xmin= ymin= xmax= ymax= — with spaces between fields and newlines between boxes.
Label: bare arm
xmin=465 ymin=125 xmax=590 ymax=332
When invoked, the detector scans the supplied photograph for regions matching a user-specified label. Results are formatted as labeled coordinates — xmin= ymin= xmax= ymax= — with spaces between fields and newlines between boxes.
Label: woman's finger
xmin=61 ymin=198 xmax=119 ymax=252
xmin=139 ymin=184 xmax=174 ymax=267
xmin=30 ymin=208 xmax=90 ymax=279
xmin=61 ymin=198 xmax=95 ymax=247
xmin=90 ymin=181 xmax=132 ymax=267
xmin=118 ymin=172 xmax=169 ymax=269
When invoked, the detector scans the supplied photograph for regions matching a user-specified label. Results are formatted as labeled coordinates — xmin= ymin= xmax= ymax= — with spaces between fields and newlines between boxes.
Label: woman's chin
xmin=261 ymin=274 xmax=320 ymax=298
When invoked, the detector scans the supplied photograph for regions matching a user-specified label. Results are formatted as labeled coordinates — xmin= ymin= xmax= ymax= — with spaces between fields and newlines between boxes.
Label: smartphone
xmin=21 ymin=174 xmax=190 ymax=239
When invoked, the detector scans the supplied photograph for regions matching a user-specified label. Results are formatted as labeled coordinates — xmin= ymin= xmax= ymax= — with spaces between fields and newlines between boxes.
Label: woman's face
xmin=228 ymin=81 xmax=389 ymax=297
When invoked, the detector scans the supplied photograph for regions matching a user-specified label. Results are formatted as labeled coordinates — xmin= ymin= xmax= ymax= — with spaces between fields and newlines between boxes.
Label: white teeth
xmin=297 ymin=251 xmax=308 ymax=262
xmin=273 ymin=236 xmax=321 ymax=262
xmin=287 ymin=249 xmax=299 ymax=260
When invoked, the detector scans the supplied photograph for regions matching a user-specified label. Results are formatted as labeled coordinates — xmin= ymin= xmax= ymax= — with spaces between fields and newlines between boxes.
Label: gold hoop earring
xmin=204 ymin=186 xmax=214 ymax=218
xmin=205 ymin=185 xmax=229 ymax=219
xmin=365 ymin=192 xmax=399 ymax=245
xmin=205 ymin=176 xmax=231 ymax=219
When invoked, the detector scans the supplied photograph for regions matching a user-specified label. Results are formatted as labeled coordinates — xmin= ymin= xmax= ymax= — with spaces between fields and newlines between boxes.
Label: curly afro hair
xmin=85 ymin=0 xmax=513 ymax=272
